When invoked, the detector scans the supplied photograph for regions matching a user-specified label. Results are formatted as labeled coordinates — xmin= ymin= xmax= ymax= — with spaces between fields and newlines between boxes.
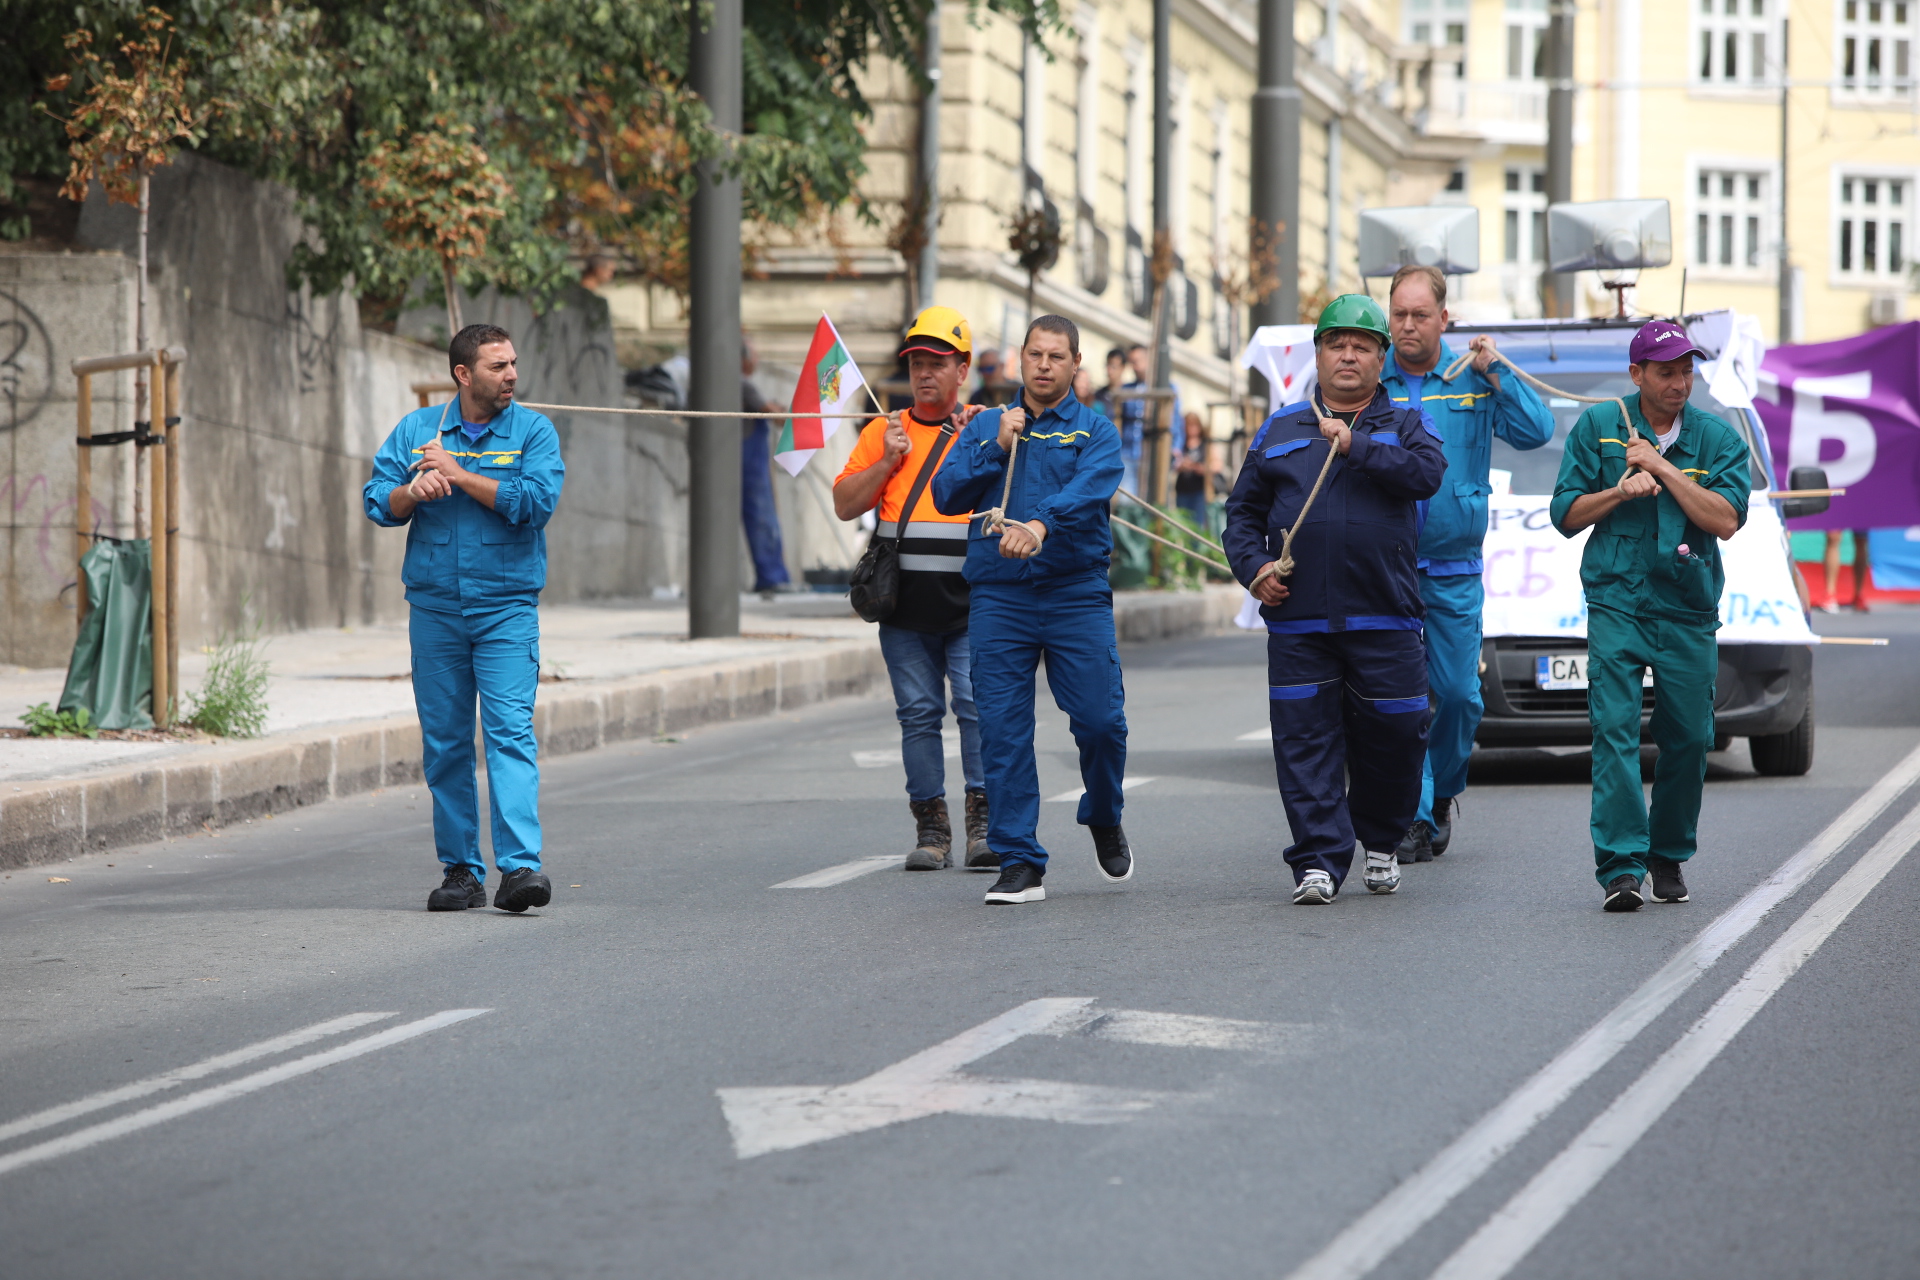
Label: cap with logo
xmin=1629 ymin=319 xmax=1708 ymax=365
xmin=900 ymin=306 xmax=973 ymax=358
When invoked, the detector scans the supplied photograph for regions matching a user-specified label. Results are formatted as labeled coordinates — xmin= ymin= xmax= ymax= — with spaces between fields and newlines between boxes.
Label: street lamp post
xmin=1543 ymin=0 xmax=1575 ymax=317
xmin=1251 ymin=0 xmax=1300 ymax=333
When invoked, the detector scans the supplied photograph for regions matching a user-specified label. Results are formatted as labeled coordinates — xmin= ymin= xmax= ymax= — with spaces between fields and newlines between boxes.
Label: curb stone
xmin=0 ymin=587 xmax=1242 ymax=870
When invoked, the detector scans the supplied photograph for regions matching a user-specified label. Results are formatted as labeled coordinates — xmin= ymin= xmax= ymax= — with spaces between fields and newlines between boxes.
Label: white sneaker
xmin=1292 ymin=869 xmax=1336 ymax=904
xmin=1363 ymin=850 xmax=1401 ymax=894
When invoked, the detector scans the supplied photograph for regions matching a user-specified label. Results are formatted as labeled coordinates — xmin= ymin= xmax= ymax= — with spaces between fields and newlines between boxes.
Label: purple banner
xmin=1756 ymin=321 xmax=1920 ymax=530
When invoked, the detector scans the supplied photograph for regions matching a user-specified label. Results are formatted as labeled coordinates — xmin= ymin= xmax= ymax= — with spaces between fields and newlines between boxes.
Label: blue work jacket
xmin=931 ymin=394 xmax=1123 ymax=585
xmin=1382 ymin=340 xmax=1553 ymax=574
xmin=362 ymin=399 xmax=566 ymax=613
xmin=1223 ymin=387 xmax=1446 ymax=632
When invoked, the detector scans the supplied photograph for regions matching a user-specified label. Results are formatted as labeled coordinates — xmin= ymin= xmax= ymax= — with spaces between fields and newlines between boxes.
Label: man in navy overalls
xmin=1224 ymin=295 xmax=1445 ymax=904
xmin=364 ymin=324 xmax=566 ymax=913
xmin=933 ymin=315 xmax=1129 ymax=906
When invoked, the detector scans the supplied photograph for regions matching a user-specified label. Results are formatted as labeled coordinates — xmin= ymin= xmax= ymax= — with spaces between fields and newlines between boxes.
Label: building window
xmin=1693 ymin=168 xmax=1770 ymax=271
xmin=1446 ymin=168 xmax=1466 ymax=192
xmin=1505 ymin=0 xmax=1547 ymax=79
xmin=1836 ymin=174 xmax=1912 ymax=280
xmin=1503 ymin=166 xmax=1547 ymax=263
xmin=1696 ymin=0 xmax=1778 ymax=86
xmin=1405 ymin=0 xmax=1468 ymax=45
xmin=1839 ymin=0 xmax=1915 ymax=97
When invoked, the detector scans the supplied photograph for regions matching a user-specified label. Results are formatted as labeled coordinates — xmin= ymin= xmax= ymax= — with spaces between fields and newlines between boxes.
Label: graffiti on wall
xmin=0 ymin=291 xmax=56 ymax=432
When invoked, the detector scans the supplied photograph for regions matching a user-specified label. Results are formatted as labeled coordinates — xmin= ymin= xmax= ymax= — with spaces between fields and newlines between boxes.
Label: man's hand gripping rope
xmin=1248 ymin=392 xmax=1344 ymax=605
xmin=983 ymin=404 xmax=1048 ymax=559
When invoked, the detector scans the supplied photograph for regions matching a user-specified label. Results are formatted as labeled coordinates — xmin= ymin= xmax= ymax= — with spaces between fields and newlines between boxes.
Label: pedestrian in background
xmin=1175 ymin=409 xmax=1211 ymax=523
xmin=364 ymin=324 xmax=565 ymax=913
xmin=1551 ymin=320 xmax=1749 ymax=912
xmin=934 ymin=315 xmax=1132 ymax=906
xmin=1381 ymin=264 xmax=1554 ymax=865
xmin=834 ymin=307 xmax=993 ymax=871
xmin=1224 ymin=295 xmax=1445 ymax=905
xmin=740 ymin=335 xmax=793 ymax=597
xmin=1097 ymin=345 xmax=1147 ymax=495
xmin=969 ymin=347 xmax=1020 ymax=407
xmin=1820 ymin=529 xmax=1873 ymax=612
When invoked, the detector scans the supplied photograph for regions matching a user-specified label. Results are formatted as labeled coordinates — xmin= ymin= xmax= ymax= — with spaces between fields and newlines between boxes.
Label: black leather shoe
xmin=1091 ymin=824 xmax=1133 ymax=882
xmin=1396 ymin=821 xmax=1434 ymax=864
xmin=1647 ymin=855 xmax=1690 ymax=903
xmin=495 ymin=868 xmax=552 ymax=913
xmin=983 ymin=862 xmax=1045 ymax=904
xmin=428 ymin=866 xmax=486 ymax=912
xmin=1603 ymin=874 xmax=1644 ymax=912
xmin=1430 ymin=796 xmax=1455 ymax=856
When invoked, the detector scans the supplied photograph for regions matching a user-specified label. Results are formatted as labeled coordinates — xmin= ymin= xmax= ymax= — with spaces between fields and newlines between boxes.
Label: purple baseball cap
xmin=1629 ymin=319 xmax=1709 ymax=365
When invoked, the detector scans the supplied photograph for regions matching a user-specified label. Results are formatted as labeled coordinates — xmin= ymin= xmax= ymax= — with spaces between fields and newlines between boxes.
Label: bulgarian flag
xmin=775 ymin=315 xmax=870 ymax=476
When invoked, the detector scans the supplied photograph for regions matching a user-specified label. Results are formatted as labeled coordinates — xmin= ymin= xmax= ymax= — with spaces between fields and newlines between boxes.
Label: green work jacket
xmin=1549 ymin=392 xmax=1752 ymax=628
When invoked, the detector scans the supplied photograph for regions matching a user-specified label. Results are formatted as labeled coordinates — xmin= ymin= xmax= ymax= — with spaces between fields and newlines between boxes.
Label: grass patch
xmin=185 ymin=627 xmax=272 ymax=738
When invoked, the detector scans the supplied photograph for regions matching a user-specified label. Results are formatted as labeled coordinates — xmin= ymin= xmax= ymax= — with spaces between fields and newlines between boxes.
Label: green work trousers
xmin=1586 ymin=604 xmax=1718 ymax=886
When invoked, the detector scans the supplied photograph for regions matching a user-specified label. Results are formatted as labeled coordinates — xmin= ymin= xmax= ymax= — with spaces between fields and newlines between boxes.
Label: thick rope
xmin=1114 ymin=486 xmax=1226 ymax=554
xmin=982 ymin=407 xmax=1026 ymax=540
xmin=518 ymin=401 xmax=875 ymax=419
xmin=1110 ymin=514 xmax=1232 ymax=574
xmin=1439 ymin=347 xmax=1639 ymax=443
xmin=1249 ymin=390 xmax=1342 ymax=592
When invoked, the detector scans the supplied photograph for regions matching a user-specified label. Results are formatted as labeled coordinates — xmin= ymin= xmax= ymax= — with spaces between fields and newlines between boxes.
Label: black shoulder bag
xmin=848 ymin=418 xmax=958 ymax=623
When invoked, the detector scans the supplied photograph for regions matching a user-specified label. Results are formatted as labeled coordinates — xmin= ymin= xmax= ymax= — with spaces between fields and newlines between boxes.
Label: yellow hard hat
xmin=900 ymin=305 xmax=972 ymax=358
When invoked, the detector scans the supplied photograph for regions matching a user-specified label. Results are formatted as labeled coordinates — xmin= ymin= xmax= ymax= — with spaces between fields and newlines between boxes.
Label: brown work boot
xmin=963 ymin=787 xmax=996 ymax=870
xmin=905 ymin=797 xmax=952 ymax=870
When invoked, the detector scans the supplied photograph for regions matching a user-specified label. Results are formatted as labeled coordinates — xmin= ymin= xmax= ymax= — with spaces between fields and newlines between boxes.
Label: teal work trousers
xmin=1586 ymin=604 xmax=1718 ymax=886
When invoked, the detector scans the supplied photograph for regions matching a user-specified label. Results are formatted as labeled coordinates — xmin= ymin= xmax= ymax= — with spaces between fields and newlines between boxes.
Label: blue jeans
xmin=877 ymin=624 xmax=983 ymax=802
xmin=410 ymin=602 xmax=542 ymax=880
xmin=742 ymin=419 xmax=789 ymax=590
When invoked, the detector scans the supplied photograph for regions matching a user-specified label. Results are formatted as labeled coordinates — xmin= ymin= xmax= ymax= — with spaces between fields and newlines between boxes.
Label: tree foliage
xmin=3 ymin=0 xmax=1059 ymax=308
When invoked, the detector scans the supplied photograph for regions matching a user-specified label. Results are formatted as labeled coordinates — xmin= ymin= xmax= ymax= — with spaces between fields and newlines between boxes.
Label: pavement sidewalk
xmin=1 ymin=586 xmax=1241 ymax=868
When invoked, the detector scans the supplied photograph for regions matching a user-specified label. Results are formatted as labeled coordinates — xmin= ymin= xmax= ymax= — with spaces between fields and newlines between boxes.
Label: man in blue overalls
xmin=364 ymin=324 xmax=567 ymax=913
xmin=1224 ymin=294 xmax=1446 ymax=904
xmin=933 ymin=315 xmax=1128 ymax=906
xmin=1381 ymin=265 xmax=1554 ymax=864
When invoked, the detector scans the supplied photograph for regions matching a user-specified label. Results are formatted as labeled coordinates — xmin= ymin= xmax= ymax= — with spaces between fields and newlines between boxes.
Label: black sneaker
xmin=1603 ymin=874 xmax=1644 ymax=913
xmin=1091 ymin=824 xmax=1133 ymax=882
xmin=428 ymin=866 xmax=486 ymax=912
xmin=1430 ymin=796 xmax=1455 ymax=856
xmin=983 ymin=862 xmax=1045 ymax=905
xmin=495 ymin=868 xmax=552 ymax=913
xmin=1647 ymin=855 xmax=1690 ymax=903
xmin=1396 ymin=821 xmax=1434 ymax=864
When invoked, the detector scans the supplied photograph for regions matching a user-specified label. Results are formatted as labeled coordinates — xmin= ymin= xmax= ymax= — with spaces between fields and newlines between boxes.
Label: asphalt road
xmin=3 ymin=605 xmax=1917 ymax=1280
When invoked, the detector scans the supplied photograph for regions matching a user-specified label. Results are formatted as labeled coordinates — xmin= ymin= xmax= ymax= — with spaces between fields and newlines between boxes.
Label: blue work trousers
xmin=877 ymin=624 xmax=984 ymax=801
xmin=742 ymin=420 xmax=790 ymax=590
xmin=1268 ymin=630 xmax=1429 ymax=888
xmin=1415 ymin=572 xmax=1485 ymax=824
xmin=969 ymin=574 xmax=1128 ymax=872
xmin=410 ymin=602 xmax=542 ymax=881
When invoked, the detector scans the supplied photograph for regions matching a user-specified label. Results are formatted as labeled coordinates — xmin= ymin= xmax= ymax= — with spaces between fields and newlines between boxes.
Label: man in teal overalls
xmin=1382 ymin=265 xmax=1554 ymax=863
xmin=364 ymin=324 xmax=566 ymax=913
xmin=1551 ymin=320 xmax=1749 ymax=911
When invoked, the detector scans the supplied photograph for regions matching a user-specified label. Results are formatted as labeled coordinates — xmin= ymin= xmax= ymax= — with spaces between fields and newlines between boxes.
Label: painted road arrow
xmin=717 ymin=998 xmax=1310 ymax=1159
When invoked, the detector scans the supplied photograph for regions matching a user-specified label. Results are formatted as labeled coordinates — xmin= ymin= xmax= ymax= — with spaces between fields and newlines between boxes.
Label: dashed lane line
xmin=771 ymin=855 xmax=899 ymax=889
xmin=1282 ymin=738 xmax=1920 ymax=1280
xmin=0 ymin=1010 xmax=490 ymax=1179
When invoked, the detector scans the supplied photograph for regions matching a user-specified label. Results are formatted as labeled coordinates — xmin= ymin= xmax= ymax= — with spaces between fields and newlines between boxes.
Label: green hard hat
xmin=1313 ymin=293 xmax=1390 ymax=344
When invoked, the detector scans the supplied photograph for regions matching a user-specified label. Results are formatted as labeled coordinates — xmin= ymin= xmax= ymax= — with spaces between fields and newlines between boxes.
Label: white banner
xmin=1481 ymin=494 xmax=1817 ymax=644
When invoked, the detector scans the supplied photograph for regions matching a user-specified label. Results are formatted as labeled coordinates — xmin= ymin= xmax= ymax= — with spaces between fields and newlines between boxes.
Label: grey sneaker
xmin=1293 ymin=869 xmax=1337 ymax=905
xmin=1363 ymin=850 xmax=1401 ymax=894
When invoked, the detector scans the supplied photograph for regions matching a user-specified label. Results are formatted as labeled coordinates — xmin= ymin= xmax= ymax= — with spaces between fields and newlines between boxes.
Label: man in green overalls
xmin=1551 ymin=320 xmax=1751 ymax=912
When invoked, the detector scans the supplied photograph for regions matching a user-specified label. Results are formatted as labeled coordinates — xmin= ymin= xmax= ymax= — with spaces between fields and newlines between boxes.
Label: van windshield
xmin=1486 ymin=373 xmax=1767 ymax=496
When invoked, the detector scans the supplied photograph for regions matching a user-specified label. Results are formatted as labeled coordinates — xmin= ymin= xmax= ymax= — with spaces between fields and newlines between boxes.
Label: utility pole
xmin=1250 ymin=0 xmax=1300 ymax=331
xmin=1777 ymin=15 xmax=1793 ymax=342
xmin=688 ymin=0 xmax=743 ymax=638
xmin=1542 ymin=0 xmax=1575 ymax=317
xmin=1149 ymin=0 xmax=1174 ymax=517
xmin=919 ymin=0 xmax=942 ymax=312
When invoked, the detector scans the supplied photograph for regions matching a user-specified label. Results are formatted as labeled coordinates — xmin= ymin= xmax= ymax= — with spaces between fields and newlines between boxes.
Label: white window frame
xmin=1694 ymin=0 xmax=1782 ymax=89
xmin=1835 ymin=0 xmax=1917 ymax=101
xmin=1502 ymin=164 xmax=1547 ymax=264
xmin=1688 ymin=158 xmax=1778 ymax=278
xmin=1504 ymin=0 xmax=1547 ymax=82
xmin=1404 ymin=0 xmax=1469 ymax=47
xmin=1831 ymin=166 xmax=1917 ymax=286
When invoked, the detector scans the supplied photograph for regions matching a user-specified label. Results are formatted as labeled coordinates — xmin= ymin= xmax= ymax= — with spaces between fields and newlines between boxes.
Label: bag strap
xmin=886 ymin=414 xmax=959 ymax=542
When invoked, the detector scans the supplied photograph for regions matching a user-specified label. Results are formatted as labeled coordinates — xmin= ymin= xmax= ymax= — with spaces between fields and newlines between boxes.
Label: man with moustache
xmin=1224 ymin=295 xmax=1446 ymax=905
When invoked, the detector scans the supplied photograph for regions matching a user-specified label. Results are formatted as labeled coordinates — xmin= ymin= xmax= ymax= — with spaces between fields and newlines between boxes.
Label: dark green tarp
xmin=60 ymin=538 xmax=153 ymax=731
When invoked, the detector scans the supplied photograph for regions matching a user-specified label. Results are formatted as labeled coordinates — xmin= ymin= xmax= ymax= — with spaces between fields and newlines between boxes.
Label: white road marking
xmin=717 ymin=998 xmax=1305 ymax=1159
xmin=1282 ymin=738 xmax=1920 ymax=1280
xmin=1237 ymin=727 xmax=1271 ymax=741
xmin=1046 ymin=776 xmax=1157 ymax=803
xmin=1432 ymin=797 xmax=1920 ymax=1280
xmin=0 ymin=1009 xmax=489 ymax=1179
xmin=1537 ymin=745 xmax=1590 ymax=757
xmin=771 ymin=855 xmax=897 ymax=889
xmin=853 ymin=732 xmax=962 ymax=768
xmin=0 ymin=1012 xmax=396 ymax=1145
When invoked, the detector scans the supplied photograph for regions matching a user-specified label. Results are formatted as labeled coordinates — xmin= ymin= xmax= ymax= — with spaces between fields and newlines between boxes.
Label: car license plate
xmin=1535 ymin=654 xmax=1654 ymax=691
